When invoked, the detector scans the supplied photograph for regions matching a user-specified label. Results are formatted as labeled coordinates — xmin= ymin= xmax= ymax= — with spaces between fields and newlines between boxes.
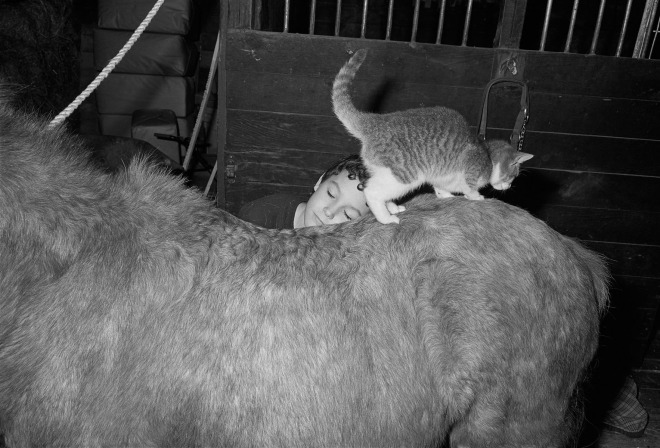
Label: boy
xmin=238 ymin=154 xmax=370 ymax=229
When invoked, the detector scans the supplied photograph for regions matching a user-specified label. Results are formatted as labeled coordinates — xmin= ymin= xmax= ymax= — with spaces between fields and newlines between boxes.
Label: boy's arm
xmin=238 ymin=193 xmax=304 ymax=229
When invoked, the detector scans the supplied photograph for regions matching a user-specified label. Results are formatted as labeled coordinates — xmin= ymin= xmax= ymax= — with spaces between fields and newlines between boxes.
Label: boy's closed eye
xmin=344 ymin=209 xmax=361 ymax=221
xmin=326 ymin=183 xmax=339 ymax=199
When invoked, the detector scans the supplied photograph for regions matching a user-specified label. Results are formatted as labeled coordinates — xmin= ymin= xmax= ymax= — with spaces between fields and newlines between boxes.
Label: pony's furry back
xmin=1 ymin=98 xmax=608 ymax=447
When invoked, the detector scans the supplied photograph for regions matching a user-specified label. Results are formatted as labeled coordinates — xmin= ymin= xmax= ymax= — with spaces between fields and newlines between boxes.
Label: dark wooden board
xmin=228 ymin=111 xmax=660 ymax=177
xmin=524 ymin=93 xmax=660 ymax=140
xmin=495 ymin=131 xmax=660 ymax=176
xmin=598 ymin=275 xmax=659 ymax=355
xmin=523 ymin=50 xmax=660 ymax=100
xmin=634 ymin=370 xmax=660 ymax=389
xmin=224 ymin=182 xmax=310 ymax=214
xmin=226 ymin=30 xmax=496 ymax=87
xmin=639 ymin=387 xmax=660 ymax=412
xmin=643 ymin=336 xmax=660 ymax=366
xmin=503 ymin=168 xmax=658 ymax=213
xmin=227 ymin=110 xmax=360 ymax=154
xmin=535 ymin=206 xmax=660 ymax=247
xmin=606 ymin=276 xmax=660 ymax=314
xmin=227 ymin=30 xmax=660 ymax=101
xmin=226 ymin=71 xmax=485 ymax=121
xmin=641 ymin=357 xmax=660 ymax=371
xmin=227 ymin=71 xmax=660 ymax=139
xmin=584 ymin=241 xmax=660 ymax=278
xmin=226 ymin=155 xmax=658 ymax=212
xmin=225 ymin=146 xmax=349 ymax=187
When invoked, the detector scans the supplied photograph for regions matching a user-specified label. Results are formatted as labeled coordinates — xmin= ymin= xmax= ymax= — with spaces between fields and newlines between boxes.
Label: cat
xmin=332 ymin=48 xmax=534 ymax=225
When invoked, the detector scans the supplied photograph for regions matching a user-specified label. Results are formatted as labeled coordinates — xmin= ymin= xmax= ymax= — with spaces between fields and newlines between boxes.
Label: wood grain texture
xmin=227 ymin=30 xmax=496 ymax=86
xmin=227 ymin=72 xmax=660 ymax=139
xmin=524 ymin=51 xmax=660 ymax=100
xmin=227 ymin=111 xmax=660 ymax=176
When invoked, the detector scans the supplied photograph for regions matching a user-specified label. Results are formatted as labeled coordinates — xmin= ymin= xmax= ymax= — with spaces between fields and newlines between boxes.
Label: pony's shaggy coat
xmin=0 ymin=100 xmax=608 ymax=447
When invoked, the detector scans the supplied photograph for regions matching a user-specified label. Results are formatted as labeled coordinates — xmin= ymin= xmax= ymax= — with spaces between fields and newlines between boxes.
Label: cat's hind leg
xmin=433 ymin=187 xmax=454 ymax=199
xmin=464 ymin=190 xmax=485 ymax=200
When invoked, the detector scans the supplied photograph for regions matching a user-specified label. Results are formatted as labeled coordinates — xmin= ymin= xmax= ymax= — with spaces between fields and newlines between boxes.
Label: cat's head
xmin=484 ymin=139 xmax=533 ymax=191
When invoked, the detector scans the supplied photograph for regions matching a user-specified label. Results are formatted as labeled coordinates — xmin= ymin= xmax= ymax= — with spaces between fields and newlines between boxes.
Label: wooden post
xmin=494 ymin=0 xmax=527 ymax=49
xmin=215 ymin=0 xmax=229 ymax=209
xmin=228 ymin=0 xmax=257 ymax=29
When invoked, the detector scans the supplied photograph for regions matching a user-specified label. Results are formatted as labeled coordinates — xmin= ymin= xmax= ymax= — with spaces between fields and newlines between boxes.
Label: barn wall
xmin=78 ymin=0 xmax=221 ymax=143
xmin=222 ymin=30 xmax=660 ymax=368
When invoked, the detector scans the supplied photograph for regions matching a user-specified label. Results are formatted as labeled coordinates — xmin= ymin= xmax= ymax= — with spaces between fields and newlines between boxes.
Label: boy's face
xmin=303 ymin=171 xmax=370 ymax=227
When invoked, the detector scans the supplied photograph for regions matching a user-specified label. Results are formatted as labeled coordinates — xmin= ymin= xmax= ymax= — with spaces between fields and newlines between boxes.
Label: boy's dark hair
xmin=320 ymin=154 xmax=369 ymax=191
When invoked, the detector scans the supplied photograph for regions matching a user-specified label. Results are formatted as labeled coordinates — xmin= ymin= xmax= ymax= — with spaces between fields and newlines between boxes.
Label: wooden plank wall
xmin=222 ymin=30 xmax=660 ymax=368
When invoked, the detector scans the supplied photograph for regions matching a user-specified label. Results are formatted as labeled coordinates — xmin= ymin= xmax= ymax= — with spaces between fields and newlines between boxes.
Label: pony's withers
xmin=332 ymin=49 xmax=533 ymax=224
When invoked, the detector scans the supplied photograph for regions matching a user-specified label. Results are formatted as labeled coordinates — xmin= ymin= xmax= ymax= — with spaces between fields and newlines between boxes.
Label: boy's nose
xmin=323 ymin=207 xmax=335 ymax=219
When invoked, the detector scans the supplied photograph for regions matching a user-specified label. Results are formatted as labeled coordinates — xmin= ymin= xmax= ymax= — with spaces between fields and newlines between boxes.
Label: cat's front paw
xmin=434 ymin=187 xmax=453 ymax=199
xmin=386 ymin=201 xmax=406 ymax=215
xmin=373 ymin=209 xmax=400 ymax=225
xmin=377 ymin=214 xmax=400 ymax=225
xmin=366 ymin=198 xmax=402 ymax=225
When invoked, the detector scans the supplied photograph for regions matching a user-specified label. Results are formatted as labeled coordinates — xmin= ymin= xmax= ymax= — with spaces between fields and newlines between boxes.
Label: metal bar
xmin=589 ymin=0 xmax=607 ymax=55
xmin=564 ymin=0 xmax=579 ymax=52
xmin=436 ymin=0 xmax=447 ymax=44
xmin=633 ymin=0 xmax=659 ymax=58
xmin=615 ymin=0 xmax=634 ymax=56
xmin=309 ymin=0 xmax=317 ymax=34
xmin=648 ymin=7 xmax=660 ymax=58
xmin=361 ymin=0 xmax=369 ymax=38
xmin=461 ymin=0 xmax=474 ymax=46
xmin=411 ymin=0 xmax=421 ymax=42
xmin=335 ymin=0 xmax=342 ymax=36
xmin=283 ymin=0 xmax=290 ymax=33
xmin=540 ymin=0 xmax=553 ymax=51
xmin=386 ymin=0 xmax=394 ymax=40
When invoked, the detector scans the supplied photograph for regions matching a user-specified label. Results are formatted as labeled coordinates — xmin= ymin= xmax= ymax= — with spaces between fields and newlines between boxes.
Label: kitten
xmin=332 ymin=49 xmax=533 ymax=225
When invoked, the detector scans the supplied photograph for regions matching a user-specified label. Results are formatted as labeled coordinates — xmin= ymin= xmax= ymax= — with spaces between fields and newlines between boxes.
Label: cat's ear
xmin=515 ymin=152 xmax=534 ymax=164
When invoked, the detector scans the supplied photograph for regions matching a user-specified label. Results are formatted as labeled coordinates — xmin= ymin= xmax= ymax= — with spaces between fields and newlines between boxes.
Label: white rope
xmin=47 ymin=0 xmax=166 ymax=130
xmin=182 ymin=32 xmax=221 ymax=172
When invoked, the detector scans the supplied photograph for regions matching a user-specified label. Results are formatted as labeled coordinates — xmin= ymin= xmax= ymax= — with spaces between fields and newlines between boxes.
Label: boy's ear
xmin=313 ymin=175 xmax=323 ymax=192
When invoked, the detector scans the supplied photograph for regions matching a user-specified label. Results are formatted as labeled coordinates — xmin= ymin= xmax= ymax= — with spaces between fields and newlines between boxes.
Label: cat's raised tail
xmin=333 ymin=49 xmax=368 ymax=140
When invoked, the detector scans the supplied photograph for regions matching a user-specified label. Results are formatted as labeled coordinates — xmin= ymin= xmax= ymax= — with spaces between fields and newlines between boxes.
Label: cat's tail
xmin=332 ymin=49 xmax=368 ymax=139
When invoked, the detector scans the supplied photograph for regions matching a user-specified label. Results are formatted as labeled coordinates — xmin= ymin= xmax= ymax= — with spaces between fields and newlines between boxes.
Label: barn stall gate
xmin=211 ymin=0 xmax=660 ymax=371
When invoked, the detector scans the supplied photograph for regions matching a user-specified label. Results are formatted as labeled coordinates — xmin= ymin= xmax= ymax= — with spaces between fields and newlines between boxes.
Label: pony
xmin=0 ymin=98 xmax=608 ymax=447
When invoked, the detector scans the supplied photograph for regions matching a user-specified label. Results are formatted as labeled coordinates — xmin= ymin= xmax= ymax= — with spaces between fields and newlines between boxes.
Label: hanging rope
xmin=182 ymin=32 xmax=221 ymax=172
xmin=47 ymin=0 xmax=165 ymax=130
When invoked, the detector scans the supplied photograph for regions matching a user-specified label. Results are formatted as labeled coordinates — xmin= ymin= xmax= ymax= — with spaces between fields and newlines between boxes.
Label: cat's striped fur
xmin=332 ymin=49 xmax=533 ymax=224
